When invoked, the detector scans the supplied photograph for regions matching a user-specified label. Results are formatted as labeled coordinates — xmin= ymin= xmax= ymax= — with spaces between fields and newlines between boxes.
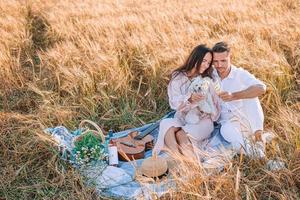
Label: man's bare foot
xmin=254 ymin=130 xmax=263 ymax=142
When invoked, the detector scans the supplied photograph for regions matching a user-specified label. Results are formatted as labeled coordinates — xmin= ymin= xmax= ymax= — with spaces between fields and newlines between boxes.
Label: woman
xmin=153 ymin=44 xmax=220 ymax=156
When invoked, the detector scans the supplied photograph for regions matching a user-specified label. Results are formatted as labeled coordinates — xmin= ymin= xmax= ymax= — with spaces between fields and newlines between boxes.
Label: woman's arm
xmin=168 ymin=75 xmax=194 ymax=113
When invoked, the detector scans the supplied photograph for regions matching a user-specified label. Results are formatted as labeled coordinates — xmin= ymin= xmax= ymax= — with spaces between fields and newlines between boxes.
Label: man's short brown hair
xmin=212 ymin=42 xmax=230 ymax=53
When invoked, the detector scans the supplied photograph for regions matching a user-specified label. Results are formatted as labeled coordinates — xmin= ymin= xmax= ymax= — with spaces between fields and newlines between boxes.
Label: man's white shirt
xmin=213 ymin=65 xmax=266 ymax=135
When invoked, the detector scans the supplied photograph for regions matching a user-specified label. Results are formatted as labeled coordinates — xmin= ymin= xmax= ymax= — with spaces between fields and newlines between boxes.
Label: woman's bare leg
xmin=164 ymin=127 xmax=181 ymax=154
xmin=175 ymin=130 xmax=195 ymax=158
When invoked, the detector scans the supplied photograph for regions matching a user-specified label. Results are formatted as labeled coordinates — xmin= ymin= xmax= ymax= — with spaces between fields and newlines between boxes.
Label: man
xmin=212 ymin=42 xmax=266 ymax=152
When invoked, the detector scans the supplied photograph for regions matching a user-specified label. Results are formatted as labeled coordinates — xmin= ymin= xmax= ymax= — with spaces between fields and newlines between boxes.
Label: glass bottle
xmin=108 ymin=129 xmax=118 ymax=166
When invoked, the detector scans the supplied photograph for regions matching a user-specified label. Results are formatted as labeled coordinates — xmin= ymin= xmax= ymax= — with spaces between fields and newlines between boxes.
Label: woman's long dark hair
xmin=172 ymin=44 xmax=213 ymax=79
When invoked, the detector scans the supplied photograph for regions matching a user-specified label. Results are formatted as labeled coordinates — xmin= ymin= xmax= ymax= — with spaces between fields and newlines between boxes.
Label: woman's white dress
xmin=153 ymin=72 xmax=221 ymax=154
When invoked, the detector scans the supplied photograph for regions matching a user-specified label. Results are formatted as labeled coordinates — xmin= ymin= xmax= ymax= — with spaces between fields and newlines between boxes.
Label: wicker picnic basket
xmin=74 ymin=120 xmax=105 ymax=144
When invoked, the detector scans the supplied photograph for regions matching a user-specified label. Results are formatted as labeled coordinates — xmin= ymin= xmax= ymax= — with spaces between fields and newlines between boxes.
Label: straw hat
xmin=140 ymin=153 xmax=168 ymax=178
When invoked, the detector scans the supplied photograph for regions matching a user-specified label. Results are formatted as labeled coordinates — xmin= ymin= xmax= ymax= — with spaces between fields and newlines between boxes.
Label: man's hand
xmin=218 ymin=91 xmax=236 ymax=102
xmin=189 ymin=93 xmax=205 ymax=104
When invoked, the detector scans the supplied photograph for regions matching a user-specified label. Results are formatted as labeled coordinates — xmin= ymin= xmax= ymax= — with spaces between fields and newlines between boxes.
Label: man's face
xmin=213 ymin=51 xmax=231 ymax=78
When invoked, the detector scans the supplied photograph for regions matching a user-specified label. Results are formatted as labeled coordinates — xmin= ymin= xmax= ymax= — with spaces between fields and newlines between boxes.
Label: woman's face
xmin=199 ymin=52 xmax=212 ymax=74
xmin=188 ymin=52 xmax=212 ymax=78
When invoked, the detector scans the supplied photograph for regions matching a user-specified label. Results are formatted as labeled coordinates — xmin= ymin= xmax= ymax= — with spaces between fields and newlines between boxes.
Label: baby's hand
xmin=189 ymin=93 xmax=205 ymax=104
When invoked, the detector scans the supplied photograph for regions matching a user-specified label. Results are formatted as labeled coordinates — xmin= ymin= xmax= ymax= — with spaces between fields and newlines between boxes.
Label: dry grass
xmin=0 ymin=0 xmax=299 ymax=199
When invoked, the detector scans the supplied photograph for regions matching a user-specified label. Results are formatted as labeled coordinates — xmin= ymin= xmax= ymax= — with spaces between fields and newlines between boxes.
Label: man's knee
xmin=221 ymin=122 xmax=245 ymax=145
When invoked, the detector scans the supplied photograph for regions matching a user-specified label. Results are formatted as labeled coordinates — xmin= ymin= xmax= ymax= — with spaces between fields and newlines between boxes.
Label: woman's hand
xmin=188 ymin=93 xmax=205 ymax=104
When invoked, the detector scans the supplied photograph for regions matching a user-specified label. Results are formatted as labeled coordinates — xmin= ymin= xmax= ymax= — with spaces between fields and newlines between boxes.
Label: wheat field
xmin=0 ymin=0 xmax=299 ymax=199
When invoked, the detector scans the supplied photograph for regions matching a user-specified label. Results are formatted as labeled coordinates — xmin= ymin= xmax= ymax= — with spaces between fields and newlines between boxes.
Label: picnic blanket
xmin=44 ymin=112 xmax=279 ymax=200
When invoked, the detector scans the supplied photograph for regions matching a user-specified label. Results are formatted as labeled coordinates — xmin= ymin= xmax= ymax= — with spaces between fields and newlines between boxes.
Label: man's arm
xmin=219 ymin=84 xmax=266 ymax=101
xmin=233 ymin=84 xmax=266 ymax=99
xmin=219 ymin=68 xmax=267 ymax=102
